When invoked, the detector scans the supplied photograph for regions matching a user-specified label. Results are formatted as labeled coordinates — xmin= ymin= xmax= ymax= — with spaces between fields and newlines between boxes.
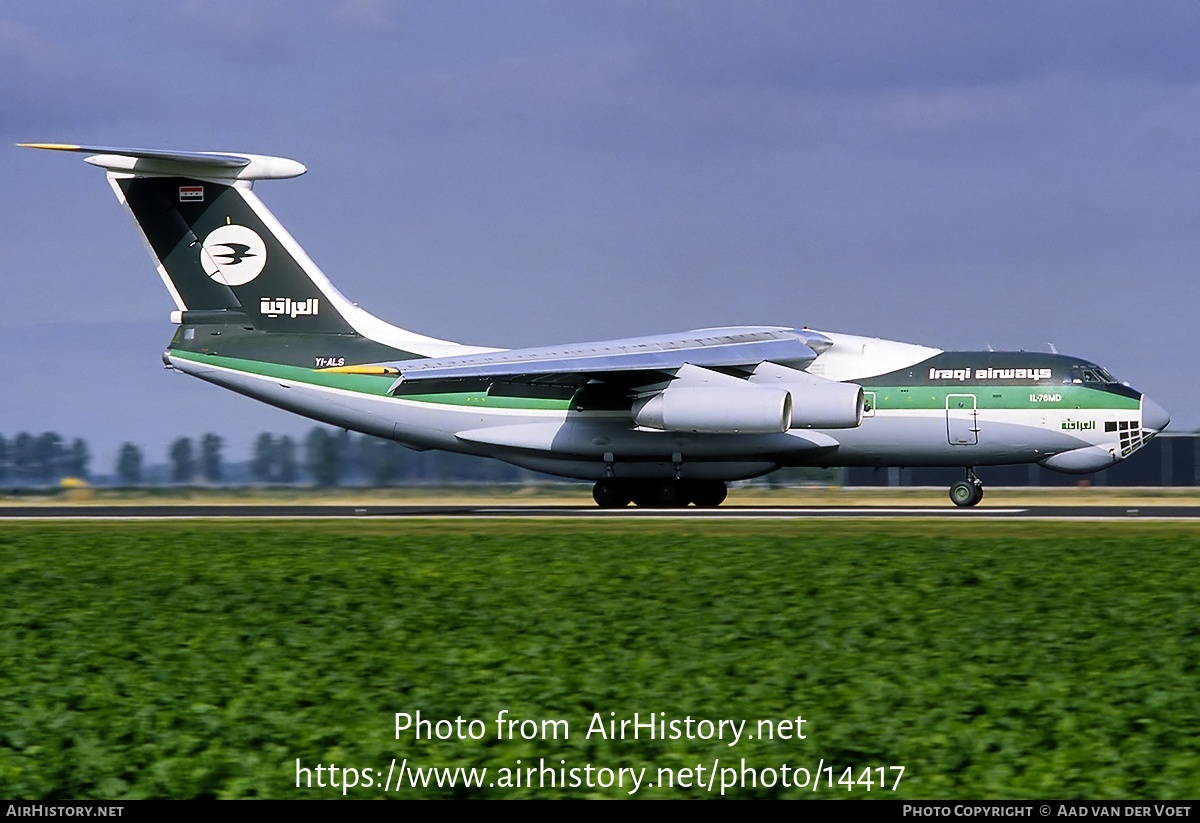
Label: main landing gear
xmin=949 ymin=469 xmax=984 ymax=508
xmin=592 ymin=479 xmax=728 ymax=509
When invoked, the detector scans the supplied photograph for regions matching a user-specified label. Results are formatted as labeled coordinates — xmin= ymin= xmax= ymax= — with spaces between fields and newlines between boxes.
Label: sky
xmin=2 ymin=0 xmax=1197 ymax=472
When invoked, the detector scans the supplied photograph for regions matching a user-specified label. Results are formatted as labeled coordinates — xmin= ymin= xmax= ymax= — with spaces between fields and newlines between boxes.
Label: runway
xmin=1 ymin=504 xmax=1197 ymax=520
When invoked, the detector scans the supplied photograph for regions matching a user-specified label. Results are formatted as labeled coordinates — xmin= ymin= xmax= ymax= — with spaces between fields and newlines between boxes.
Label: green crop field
xmin=1 ymin=519 xmax=1198 ymax=799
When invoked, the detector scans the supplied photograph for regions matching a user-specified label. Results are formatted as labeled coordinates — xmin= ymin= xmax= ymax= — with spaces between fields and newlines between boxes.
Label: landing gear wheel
xmin=593 ymin=479 xmax=632 ymax=508
xmin=949 ymin=481 xmax=978 ymax=507
xmin=686 ymin=480 xmax=728 ymax=508
xmin=949 ymin=471 xmax=984 ymax=508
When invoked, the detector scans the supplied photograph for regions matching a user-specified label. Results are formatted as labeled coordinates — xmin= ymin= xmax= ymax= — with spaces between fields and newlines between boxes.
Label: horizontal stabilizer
xmin=19 ymin=143 xmax=306 ymax=180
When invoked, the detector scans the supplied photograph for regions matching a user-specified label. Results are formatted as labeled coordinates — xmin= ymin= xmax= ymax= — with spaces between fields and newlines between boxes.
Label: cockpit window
xmin=1069 ymin=365 xmax=1116 ymax=384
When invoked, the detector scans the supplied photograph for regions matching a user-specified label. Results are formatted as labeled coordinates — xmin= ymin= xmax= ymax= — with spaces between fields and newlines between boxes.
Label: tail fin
xmin=20 ymin=144 xmax=475 ymax=356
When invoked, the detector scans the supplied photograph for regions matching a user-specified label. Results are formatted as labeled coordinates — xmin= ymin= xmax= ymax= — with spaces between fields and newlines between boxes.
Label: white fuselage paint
xmin=803 ymin=330 xmax=942 ymax=382
xmin=168 ymin=338 xmax=1147 ymax=482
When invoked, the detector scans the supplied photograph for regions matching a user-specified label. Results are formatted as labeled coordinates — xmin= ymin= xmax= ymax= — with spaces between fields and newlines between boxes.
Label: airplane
xmin=21 ymin=143 xmax=1171 ymax=507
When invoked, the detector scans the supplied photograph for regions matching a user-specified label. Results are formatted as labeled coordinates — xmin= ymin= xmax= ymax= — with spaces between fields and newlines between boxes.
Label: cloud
xmin=633 ymin=1 xmax=1200 ymax=95
xmin=351 ymin=1 xmax=1200 ymax=154
xmin=172 ymin=0 xmax=396 ymax=41
xmin=0 ymin=17 xmax=155 ymax=136
xmin=332 ymin=0 xmax=397 ymax=31
xmin=859 ymin=73 xmax=1072 ymax=134
xmin=172 ymin=0 xmax=300 ymax=39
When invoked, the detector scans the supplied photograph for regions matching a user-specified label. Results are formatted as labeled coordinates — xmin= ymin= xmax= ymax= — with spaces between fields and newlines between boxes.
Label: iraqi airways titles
xmin=929 ymin=367 xmax=1053 ymax=382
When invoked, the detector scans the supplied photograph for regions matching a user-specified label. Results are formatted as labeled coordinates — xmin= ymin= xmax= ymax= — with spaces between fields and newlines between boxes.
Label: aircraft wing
xmin=383 ymin=326 xmax=830 ymax=392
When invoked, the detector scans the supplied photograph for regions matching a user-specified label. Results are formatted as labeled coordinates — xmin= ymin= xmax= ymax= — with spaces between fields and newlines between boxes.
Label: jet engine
xmin=629 ymin=362 xmax=864 ymax=434
xmin=632 ymin=386 xmax=793 ymax=434
xmin=749 ymin=361 xmax=863 ymax=428
xmin=788 ymin=380 xmax=864 ymax=429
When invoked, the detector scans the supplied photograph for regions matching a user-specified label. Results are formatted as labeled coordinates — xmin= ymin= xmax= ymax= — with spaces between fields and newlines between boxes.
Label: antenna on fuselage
xmin=1047 ymin=342 xmax=1058 ymax=354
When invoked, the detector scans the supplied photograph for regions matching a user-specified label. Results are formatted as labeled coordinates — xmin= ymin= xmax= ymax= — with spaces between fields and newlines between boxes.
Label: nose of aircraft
xmin=1142 ymin=396 xmax=1170 ymax=432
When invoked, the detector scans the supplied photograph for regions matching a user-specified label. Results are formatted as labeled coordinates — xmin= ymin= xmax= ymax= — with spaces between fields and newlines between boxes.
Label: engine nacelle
xmin=790 ymin=381 xmax=864 ymax=429
xmin=749 ymin=362 xmax=864 ymax=429
xmin=632 ymin=386 xmax=793 ymax=434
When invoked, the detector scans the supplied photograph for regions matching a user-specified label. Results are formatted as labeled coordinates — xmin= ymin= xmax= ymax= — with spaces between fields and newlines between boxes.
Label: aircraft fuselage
xmin=164 ymin=327 xmax=1165 ymax=482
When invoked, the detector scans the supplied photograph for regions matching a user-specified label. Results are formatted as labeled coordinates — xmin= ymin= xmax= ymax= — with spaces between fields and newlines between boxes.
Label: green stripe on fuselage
xmin=864 ymin=352 xmax=1142 ymax=412
xmin=168 ymin=349 xmax=1140 ymax=415
xmin=168 ymin=350 xmax=576 ymax=411
xmin=863 ymin=384 xmax=1139 ymax=411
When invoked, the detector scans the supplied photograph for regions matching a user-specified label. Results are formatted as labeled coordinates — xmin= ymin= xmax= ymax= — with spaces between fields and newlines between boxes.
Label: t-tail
xmin=19 ymin=143 xmax=480 ymax=361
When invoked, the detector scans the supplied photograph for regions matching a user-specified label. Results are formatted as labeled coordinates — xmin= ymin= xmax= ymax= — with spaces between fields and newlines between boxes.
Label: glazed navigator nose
xmin=1141 ymin=396 xmax=1170 ymax=432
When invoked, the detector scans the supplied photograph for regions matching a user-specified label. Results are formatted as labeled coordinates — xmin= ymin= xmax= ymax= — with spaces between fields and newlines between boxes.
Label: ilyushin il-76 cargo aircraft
xmin=24 ymin=144 xmax=1170 ymax=507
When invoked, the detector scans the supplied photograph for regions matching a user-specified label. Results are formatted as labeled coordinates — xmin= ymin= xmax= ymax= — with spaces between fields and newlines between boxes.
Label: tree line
xmin=0 ymin=433 xmax=89 ymax=484
xmin=0 ymin=428 xmax=531 ymax=487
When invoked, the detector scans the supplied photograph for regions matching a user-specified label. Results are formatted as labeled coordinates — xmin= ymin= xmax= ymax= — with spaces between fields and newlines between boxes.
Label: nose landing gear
xmin=949 ymin=469 xmax=984 ymax=507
